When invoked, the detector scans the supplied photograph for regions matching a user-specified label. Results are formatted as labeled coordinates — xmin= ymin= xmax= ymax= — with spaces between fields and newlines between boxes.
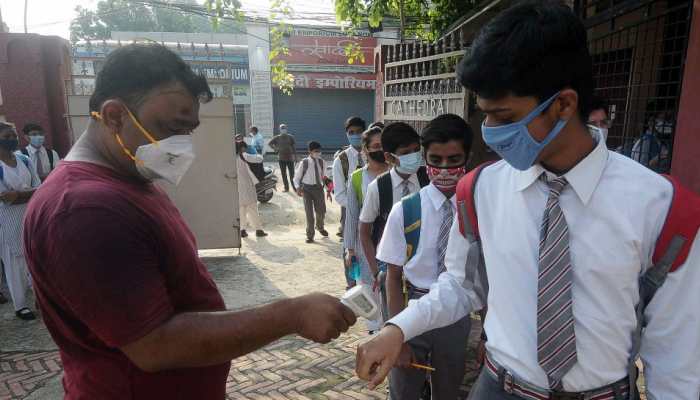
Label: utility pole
xmin=398 ymin=0 xmax=405 ymax=42
xmin=24 ymin=0 xmax=28 ymax=33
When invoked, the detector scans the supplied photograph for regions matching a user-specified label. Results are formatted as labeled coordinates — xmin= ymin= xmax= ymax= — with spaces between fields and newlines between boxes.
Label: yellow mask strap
xmin=91 ymin=111 xmax=145 ymax=166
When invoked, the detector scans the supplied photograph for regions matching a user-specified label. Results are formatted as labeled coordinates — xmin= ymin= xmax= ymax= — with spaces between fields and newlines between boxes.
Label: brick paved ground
xmin=0 ymin=177 xmax=482 ymax=400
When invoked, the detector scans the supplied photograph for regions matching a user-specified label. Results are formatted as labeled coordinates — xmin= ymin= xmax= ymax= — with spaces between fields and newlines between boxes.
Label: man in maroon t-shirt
xmin=23 ymin=44 xmax=356 ymax=400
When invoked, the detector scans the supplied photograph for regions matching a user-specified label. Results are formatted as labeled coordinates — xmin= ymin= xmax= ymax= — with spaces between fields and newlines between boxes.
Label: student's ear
xmin=555 ymin=89 xmax=579 ymax=121
xmin=384 ymin=152 xmax=396 ymax=165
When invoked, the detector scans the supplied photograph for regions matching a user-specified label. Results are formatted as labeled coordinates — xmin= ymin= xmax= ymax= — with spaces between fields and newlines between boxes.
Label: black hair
xmin=22 ymin=123 xmax=43 ymax=135
xmin=457 ymin=0 xmax=593 ymax=120
xmin=89 ymin=43 xmax=213 ymax=112
xmin=308 ymin=141 xmax=322 ymax=151
xmin=369 ymin=121 xmax=385 ymax=130
xmin=421 ymin=114 xmax=473 ymax=157
xmin=0 ymin=122 xmax=14 ymax=134
xmin=589 ymin=96 xmax=607 ymax=113
xmin=381 ymin=122 xmax=420 ymax=154
xmin=345 ymin=116 xmax=367 ymax=131
xmin=250 ymin=126 xmax=258 ymax=133
xmin=235 ymin=141 xmax=247 ymax=154
xmin=361 ymin=126 xmax=383 ymax=149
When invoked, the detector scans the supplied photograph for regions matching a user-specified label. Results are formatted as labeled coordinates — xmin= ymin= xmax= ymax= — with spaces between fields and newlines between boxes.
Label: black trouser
xmin=279 ymin=160 xmax=296 ymax=191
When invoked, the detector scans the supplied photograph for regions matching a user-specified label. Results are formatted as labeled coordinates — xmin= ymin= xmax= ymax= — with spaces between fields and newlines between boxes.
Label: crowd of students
xmin=0 ymin=122 xmax=60 ymax=321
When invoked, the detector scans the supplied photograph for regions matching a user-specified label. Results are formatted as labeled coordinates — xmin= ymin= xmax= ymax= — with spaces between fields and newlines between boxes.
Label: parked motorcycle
xmin=256 ymin=165 xmax=277 ymax=203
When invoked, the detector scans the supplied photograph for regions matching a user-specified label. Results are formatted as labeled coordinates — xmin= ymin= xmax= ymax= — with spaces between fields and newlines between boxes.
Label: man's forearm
xmin=386 ymin=265 xmax=405 ymax=319
xmin=123 ymin=298 xmax=299 ymax=372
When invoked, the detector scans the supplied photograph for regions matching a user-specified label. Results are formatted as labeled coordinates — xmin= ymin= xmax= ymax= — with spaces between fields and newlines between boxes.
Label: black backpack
xmin=372 ymin=166 xmax=429 ymax=245
xmin=20 ymin=147 xmax=55 ymax=170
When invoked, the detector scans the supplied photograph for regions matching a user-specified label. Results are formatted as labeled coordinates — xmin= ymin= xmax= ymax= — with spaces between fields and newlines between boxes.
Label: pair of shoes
xmin=16 ymin=308 xmax=36 ymax=321
xmin=336 ymin=231 xmax=343 ymax=238
xmin=0 ymin=292 xmax=7 ymax=304
xmin=306 ymin=238 xmax=314 ymax=244
xmin=256 ymin=230 xmax=268 ymax=237
xmin=241 ymin=230 xmax=248 ymax=238
xmin=319 ymin=229 xmax=329 ymax=237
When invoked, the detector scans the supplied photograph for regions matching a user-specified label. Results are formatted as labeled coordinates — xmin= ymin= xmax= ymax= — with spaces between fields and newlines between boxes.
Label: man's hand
xmin=356 ymin=324 xmax=404 ymax=389
xmin=296 ymin=188 xmax=304 ymax=197
xmin=0 ymin=191 xmax=18 ymax=204
xmin=395 ymin=343 xmax=415 ymax=369
xmin=293 ymin=293 xmax=357 ymax=344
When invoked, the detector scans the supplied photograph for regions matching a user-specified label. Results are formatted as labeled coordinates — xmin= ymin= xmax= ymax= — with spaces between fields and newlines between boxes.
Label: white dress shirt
xmin=389 ymin=131 xmax=700 ymax=398
xmin=376 ymin=184 xmax=456 ymax=289
xmin=25 ymin=145 xmax=59 ymax=179
xmin=332 ymin=146 xmax=361 ymax=207
xmin=359 ymin=168 xmax=420 ymax=224
xmin=293 ymin=156 xmax=326 ymax=188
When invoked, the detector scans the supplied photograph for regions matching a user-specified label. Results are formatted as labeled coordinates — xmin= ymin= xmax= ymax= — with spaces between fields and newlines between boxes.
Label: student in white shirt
xmin=343 ymin=125 xmax=389 ymax=329
xmin=21 ymin=123 xmax=60 ymax=181
xmin=294 ymin=141 xmax=329 ymax=243
xmin=377 ymin=114 xmax=474 ymax=399
xmin=0 ymin=122 xmax=40 ymax=320
xmin=358 ymin=122 xmax=429 ymax=300
xmin=333 ymin=116 xmax=366 ymax=238
xmin=356 ymin=2 xmax=700 ymax=399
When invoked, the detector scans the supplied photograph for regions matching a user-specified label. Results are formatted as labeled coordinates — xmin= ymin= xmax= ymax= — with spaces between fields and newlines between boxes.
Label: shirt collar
xmin=27 ymin=146 xmax=41 ymax=154
xmin=514 ymin=127 xmax=609 ymax=205
xmin=425 ymin=183 xmax=456 ymax=211
xmin=390 ymin=167 xmax=419 ymax=189
xmin=348 ymin=146 xmax=360 ymax=157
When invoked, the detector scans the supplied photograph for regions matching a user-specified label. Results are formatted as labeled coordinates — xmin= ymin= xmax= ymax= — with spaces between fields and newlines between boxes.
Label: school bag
xmin=20 ymin=148 xmax=54 ymax=170
xmin=372 ymin=166 xmax=429 ymax=246
xmin=455 ymin=161 xmax=700 ymax=399
xmin=0 ymin=154 xmax=31 ymax=181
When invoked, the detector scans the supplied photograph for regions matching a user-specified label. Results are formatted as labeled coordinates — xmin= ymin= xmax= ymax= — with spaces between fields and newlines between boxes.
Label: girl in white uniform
xmin=0 ymin=122 xmax=40 ymax=320
xmin=236 ymin=140 xmax=267 ymax=238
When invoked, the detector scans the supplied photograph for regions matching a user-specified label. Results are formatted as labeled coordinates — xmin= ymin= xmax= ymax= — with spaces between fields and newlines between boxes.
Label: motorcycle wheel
xmin=258 ymin=191 xmax=274 ymax=203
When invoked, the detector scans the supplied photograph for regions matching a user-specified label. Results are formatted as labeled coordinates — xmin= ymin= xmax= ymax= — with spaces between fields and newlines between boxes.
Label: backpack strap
xmin=627 ymin=174 xmax=700 ymax=398
xmin=301 ymin=158 xmax=309 ymax=182
xmin=377 ymin=172 xmax=393 ymax=220
xmin=416 ymin=166 xmax=430 ymax=188
xmin=20 ymin=148 xmax=29 ymax=157
xmin=47 ymin=149 xmax=55 ymax=169
xmin=339 ymin=150 xmax=350 ymax=181
xmin=456 ymin=161 xmax=495 ymax=240
xmin=402 ymin=192 xmax=422 ymax=263
xmin=16 ymin=154 xmax=30 ymax=169
xmin=351 ymin=168 xmax=364 ymax=204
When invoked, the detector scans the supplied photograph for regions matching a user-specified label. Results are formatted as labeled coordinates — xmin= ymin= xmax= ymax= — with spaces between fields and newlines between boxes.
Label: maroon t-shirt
xmin=24 ymin=161 xmax=231 ymax=399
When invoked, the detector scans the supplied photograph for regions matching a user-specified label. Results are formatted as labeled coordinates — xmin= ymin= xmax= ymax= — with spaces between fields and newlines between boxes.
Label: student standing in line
xmin=377 ymin=114 xmax=473 ymax=399
xmin=294 ymin=141 xmax=329 ymax=243
xmin=269 ymin=124 xmax=296 ymax=192
xmin=358 ymin=122 xmax=430 ymax=319
xmin=343 ymin=126 xmax=389 ymax=329
xmin=0 ymin=122 xmax=40 ymax=320
xmin=236 ymin=140 xmax=268 ymax=238
xmin=21 ymin=123 xmax=61 ymax=182
xmin=333 ymin=117 xmax=367 ymax=238
xmin=356 ymin=2 xmax=700 ymax=399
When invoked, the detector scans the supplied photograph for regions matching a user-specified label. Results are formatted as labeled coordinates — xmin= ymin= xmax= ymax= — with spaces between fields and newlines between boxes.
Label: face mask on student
xmin=481 ymin=92 xmax=568 ymax=171
xmin=368 ymin=150 xmax=385 ymax=163
xmin=280 ymin=127 xmax=288 ymax=134
xmin=427 ymin=165 xmax=467 ymax=193
xmin=392 ymin=151 xmax=423 ymax=175
xmin=0 ymin=138 xmax=18 ymax=152
xmin=311 ymin=151 xmax=322 ymax=159
xmin=29 ymin=135 xmax=45 ymax=148
xmin=91 ymin=109 xmax=195 ymax=186
xmin=347 ymin=133 xmax=362 ymax=148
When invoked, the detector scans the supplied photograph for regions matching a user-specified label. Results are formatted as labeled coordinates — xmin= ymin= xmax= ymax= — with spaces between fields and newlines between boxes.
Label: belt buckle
xmin=550 ymin=391 xmax=584 ymax=400
xmin=502 ymin=371 xmax=515 ymax=394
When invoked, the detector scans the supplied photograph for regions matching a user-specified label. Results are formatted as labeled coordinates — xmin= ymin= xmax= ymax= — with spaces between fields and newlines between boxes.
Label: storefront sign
xmin=293 ymin=73 xmax=376 ymax=90
xmin=386 ymin=98 xmax=456 ymax=119
xmin=190 ymin=63 xmax=249 ymax=83
xmin=280 ymin=32 xmax=376 ymax=68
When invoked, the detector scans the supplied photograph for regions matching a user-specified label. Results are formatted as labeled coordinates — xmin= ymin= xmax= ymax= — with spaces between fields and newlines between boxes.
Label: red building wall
xmin=671 ymin=1 xmax=700 ymax=193
xmin=0 ymin=33 xmax=71 ymax=156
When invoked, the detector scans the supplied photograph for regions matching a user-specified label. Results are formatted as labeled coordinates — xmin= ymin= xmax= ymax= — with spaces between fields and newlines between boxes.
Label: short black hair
xmin=381 ymin=122 xmax=420 ymax=154
xmin=308 ymin=141 xmax=322 ymax=151
xmin=250 ymin=126 xmax=258 ymax=133
xmin=458 ymin=0 xmax=593 ymax=119
xmin=590 ymin=96 xmax=607 ymax=113
xmin=361 ymin=126 xmax=383 ymax=149
xmin=22 ymin=123 xmax=43 ymax=135
xmin=421 ymin=114 xmax=473 ymax=157
xmin=89 ymin=43 xmax=213 ymax=112
xmin=369 ymin=121 xmax=385 ymax=130
xmin=0 ymin=122 xmax=15 ymax=134
xmin=345 ymin=116 xmax=367 ymax=131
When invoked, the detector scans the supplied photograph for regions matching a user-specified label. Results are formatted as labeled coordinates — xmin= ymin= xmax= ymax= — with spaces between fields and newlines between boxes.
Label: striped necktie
xmin=437 ymin=198 xmax=453 ymax=275
xmin=402 ymin=180 xmax=411 ymax=197
xmin=537 ymin=176 xmax=576 ymax=389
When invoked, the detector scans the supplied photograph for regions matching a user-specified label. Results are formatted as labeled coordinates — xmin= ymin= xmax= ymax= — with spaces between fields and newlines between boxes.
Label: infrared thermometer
xmin=341 ymin=285 xmax=379 ymax=320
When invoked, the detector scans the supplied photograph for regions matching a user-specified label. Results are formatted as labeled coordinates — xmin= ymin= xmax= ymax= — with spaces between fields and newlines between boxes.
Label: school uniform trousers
xmin=293 ymin=157 xmax=326 ymax=240
xmin=388 ymin=131 xmax=700 ymax=399
xmin=377 ymin=184 xmax=470 ymax=400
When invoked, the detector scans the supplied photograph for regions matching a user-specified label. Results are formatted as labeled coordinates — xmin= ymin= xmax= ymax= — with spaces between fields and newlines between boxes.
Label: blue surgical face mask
xmin=29 ymin=135 xmax=45 ymax=148
xmin=481 ymin=92 xmax=568 ymax=171
xmin=392 ymin=151 xmax=423 ymax=175
xmin=347 ymin=132 xmax=362 ymax=148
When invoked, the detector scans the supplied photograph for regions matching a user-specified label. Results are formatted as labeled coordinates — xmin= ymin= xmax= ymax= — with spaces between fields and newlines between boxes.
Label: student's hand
xmin=0 ymin=191 xmax=18 ymax=204
xmin=344 ymin=252 xmax=354 ymax=269
xmin=356 ymin=324 xmax=405 ymax=389
xmin=395 ymin=343 xmax=416 ymax=369
xmin=293 ymin=293 xmax=357 ymax=344
xmin=296 ymin=188 xmax=304 ymax=197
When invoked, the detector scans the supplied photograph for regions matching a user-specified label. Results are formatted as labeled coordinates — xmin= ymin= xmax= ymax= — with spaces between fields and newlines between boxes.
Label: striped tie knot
xmin=544 ymin=176 xmax=569 ymax=198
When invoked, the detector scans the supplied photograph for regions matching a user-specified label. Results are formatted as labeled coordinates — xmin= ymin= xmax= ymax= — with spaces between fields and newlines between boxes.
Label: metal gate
xmin=576 ymin=0 xmax=693 ymax=173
